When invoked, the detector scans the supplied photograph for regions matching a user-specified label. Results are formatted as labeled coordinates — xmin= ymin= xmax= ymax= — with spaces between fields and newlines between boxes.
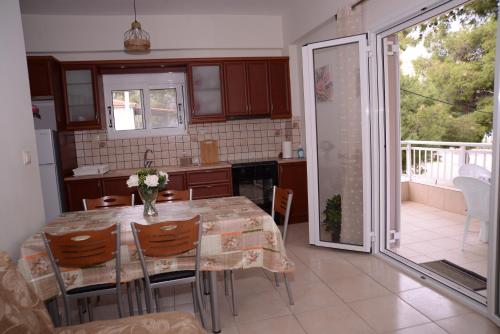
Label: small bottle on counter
xmin=297 ymin=146 xmax=304 ymax=159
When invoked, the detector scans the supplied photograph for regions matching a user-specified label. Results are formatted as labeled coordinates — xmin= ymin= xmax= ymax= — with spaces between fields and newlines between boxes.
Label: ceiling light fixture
xmin=124 ymin=0 xmax=151 ymax=52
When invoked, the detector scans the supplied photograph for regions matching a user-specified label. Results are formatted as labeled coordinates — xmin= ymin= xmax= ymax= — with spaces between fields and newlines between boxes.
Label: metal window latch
xmin=385 ymin=41 xmax=398 ymax=56
xmin=178 ymin=103 xmax=183 ymax=124
xmin=107 ymin=106 xmax=113 ymax=128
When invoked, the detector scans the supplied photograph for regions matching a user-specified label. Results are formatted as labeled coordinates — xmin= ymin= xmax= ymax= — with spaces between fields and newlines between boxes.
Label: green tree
xmin=399 ymin=0 xmax=496 ymax=142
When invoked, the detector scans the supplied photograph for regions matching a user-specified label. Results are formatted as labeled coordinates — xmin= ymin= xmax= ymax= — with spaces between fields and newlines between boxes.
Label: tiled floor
xmin=392 ymin=201 xmax=488 ymax=278
xmin=87 ymin=222 xmax=499 ymax=333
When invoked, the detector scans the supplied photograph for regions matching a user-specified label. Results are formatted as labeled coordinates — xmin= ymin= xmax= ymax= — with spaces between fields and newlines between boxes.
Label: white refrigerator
xmin=35 ymin=129 xmax=63 ymax=222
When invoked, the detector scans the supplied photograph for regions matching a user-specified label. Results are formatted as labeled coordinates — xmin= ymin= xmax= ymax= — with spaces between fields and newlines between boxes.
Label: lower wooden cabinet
xmin=65 ymin=167 xmax=231 ymax=211
xmin=278 ymin=161 xmax=308 ymax=223
xmin=65 ymin=179 xmax=102 ymax=211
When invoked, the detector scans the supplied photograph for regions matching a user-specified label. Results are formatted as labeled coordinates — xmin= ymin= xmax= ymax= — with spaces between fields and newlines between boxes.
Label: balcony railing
xmin=401 ymin=140 xmax=492 ymax=185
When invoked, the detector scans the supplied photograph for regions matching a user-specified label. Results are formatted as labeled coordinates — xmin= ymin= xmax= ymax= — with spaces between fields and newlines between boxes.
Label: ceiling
xmin=19 ymin=0 xmax=293 ymax=15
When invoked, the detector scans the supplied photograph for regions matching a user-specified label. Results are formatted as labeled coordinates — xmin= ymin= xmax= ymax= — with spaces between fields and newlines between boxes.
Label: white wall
xmin=0 ymin=0 xmax=45 ymax=258
xmin=22 ymin=14 xmax=284 ymax=61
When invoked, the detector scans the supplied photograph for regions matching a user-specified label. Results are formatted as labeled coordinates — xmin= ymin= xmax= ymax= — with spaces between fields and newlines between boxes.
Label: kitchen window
xmin=103 ymin=72 xmax=186 ymax=139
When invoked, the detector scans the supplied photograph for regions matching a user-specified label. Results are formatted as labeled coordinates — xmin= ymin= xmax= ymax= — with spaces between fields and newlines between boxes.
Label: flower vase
xmin=139 ymin=188 xmax=159 ymax=217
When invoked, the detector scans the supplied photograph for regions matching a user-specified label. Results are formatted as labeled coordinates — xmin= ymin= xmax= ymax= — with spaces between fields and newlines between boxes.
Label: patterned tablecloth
xmin=18 ymin=196 xmax=294 ymax=301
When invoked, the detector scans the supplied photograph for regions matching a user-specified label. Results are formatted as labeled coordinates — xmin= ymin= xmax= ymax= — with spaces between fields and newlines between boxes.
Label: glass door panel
xmin=302 ymin=34 xmax=371 ymax=252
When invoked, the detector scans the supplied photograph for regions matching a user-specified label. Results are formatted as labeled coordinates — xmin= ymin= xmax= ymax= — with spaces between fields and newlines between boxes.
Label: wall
xmin=75 ymin=118 xmax=302 ymax=169
xmin=22 ymin=14 xmax=284 ymax=61
xmin=0 ymin=0 xmax=45 ymax=258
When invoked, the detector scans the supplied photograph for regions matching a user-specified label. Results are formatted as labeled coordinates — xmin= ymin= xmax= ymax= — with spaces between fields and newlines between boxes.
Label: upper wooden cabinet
xmin=224 ymin=60 xmax=270 ymax=117
xmin=268 ymin=59 xmax=292 ymax=119
xmin=27 ymin=56 xmax=60 ymax=97
xmin=188 ymin=63 xmax=225 ymax=123
xmin=61 ymin=64 xmax=103 ymax=130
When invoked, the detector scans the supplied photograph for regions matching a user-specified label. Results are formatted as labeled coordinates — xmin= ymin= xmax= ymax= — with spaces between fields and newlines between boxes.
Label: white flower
xmin=144 ymin=174 xmax=159 ymax=187
xmin=126 ymin=175 xmax=139 ymax=187
xmin=159 ymin=171 xmax=169 ymax=181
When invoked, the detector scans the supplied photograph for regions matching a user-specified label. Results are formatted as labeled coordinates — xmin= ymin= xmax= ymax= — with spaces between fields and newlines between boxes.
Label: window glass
xmin=111 ymin=89 xmax=145 ymax=131
xmin=150 ymin=88 xmax=179 ymax=129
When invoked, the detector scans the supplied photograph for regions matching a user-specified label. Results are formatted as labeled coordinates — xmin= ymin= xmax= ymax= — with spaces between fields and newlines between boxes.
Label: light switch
xmin=22 ymin=150 xmax=32 ymax=165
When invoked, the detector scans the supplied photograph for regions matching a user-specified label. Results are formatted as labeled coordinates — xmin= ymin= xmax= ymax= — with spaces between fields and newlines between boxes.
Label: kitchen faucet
xmin=143 ymin=149 xmax=154 ymax=168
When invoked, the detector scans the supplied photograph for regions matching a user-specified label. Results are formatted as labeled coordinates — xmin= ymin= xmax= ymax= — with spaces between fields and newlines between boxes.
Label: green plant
xmin=323 ymin=194 xmax=342 ymax=242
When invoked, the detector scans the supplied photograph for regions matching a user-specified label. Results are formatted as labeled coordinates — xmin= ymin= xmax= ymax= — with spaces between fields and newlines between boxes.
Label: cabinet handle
xmin=107 ymin=106 xmax=113 ymax=128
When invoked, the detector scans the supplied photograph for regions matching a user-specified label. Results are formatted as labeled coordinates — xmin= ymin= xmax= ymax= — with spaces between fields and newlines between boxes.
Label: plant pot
xmin=138 ymin=188 xmax=159 ymax=217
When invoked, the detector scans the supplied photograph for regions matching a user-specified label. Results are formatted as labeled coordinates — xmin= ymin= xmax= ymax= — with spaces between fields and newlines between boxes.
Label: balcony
xmin=394 ymin=140 xmax=492 ymax=280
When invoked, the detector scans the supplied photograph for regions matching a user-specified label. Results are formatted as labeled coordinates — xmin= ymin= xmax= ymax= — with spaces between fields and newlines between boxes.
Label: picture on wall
xmin=314 ymin=65 xmax=333 ymax=102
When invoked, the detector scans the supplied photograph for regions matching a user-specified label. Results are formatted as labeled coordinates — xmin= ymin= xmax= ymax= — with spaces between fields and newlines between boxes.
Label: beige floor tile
xmin=232 ymin=289 xmax=290 ymax=324
xmin=368 ymin=268 xmax=423 ymax=293
xmin=296 ymin=305 xmax=375 ymax=334
xmin=349 ymin=295 xmax=431 ymax=333
xmin=436 ymin=312 xmax=500 ymax=334
xmin=327 ymin=274 xmax=392 ymax=303
xmin=277 ymin=281 xmax=346 ymax=314
xmin=399 ymin=287 xmax=471 ymax=321
xmin=237 ymin=315 xmax=306 ymax=334
xmin=308 ymin=257 xmax=363 ymax=281
xmin=220 ymin=327 xmax=239 ymax=334
xmin=387 ymin=323 xmax=448 ymax=334
xmin=231 ymin=268 xmax=274 ymax=297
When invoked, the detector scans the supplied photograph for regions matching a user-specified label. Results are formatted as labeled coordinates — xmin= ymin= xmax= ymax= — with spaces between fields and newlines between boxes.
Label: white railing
xmin=401 ymin=140 xmax=492 ymax=185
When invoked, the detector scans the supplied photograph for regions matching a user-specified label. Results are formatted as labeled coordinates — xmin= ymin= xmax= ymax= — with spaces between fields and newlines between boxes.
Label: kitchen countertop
xmin=64 ymin=158 xmax=306 ymax=181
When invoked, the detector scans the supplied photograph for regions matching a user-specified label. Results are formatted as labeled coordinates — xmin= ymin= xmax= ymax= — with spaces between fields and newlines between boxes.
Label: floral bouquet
xmin=127 ymin=168 xmax=168 ymax=216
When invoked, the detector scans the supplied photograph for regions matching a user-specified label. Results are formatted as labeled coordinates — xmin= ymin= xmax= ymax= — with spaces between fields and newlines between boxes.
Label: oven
xmin=231 ymin=160 xmax=278 ymax=214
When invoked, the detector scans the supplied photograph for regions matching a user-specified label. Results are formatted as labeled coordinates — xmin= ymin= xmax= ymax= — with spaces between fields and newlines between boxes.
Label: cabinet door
xmin=268 ymin=60 xmax=292 ymax=119
xmin=224 ymin=62 xmax=248 ymax=117
xmin=187 ymin=168 xmax=232 ymax=186
xmin=191 ymin=183 xmax=233 ymax=200
xmin=246 ymin=61 xmax=270 ymax=116
xmin=62 ymin=65 xmax=102 ymax=130
xmin=166 ymin=172 xmax=186 ymax=190
xmin=101 ymin=177 xmax=140 ymax=204
xmin=65 ymin=179 xmax=102 ymax=211
xmin=278 ymin=162 xmax=308 ymax=223
xmin=27 ymin=57 xmax=54 ymax=97
xmin=188 ymin=64 xmax=225 ymax=123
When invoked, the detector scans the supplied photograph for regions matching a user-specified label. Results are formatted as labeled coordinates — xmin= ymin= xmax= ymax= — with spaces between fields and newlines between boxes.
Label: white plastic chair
xmin=458 ymin=164 xmax=491 ymax=182
xmin=452 ymin=176 xmax=490 ymax=249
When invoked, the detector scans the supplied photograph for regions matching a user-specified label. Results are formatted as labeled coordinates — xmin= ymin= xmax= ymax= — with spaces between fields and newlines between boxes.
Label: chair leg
xmin=62 ymin=296 xmax=71 ymax=326
xmin=154 ymin=288 xmax=161 ymax=312
xmin=116 ymin=285 xmax=124 ymax=318
xmin=229 ymin=270 xmax=238 ymax=316
xmin=135 ymin=280 xmax=144 ymax=315
xmin=203 ymin=272 xmax=210 ymax=295
xmin=77 ymin=299 xmax=85 ymax=324
xmin=144 ymin=283 xmax=154 ymax=314
xmin=126 ymin=282 xmax=134 ymax=316
xmin=86 ymin=297 xmax=93 ymax=322
xmin=195 ymin=276 xmax=208 ymax=328
xmin=283 ymin=273 xmax=294 ymax=305
xmin=274 ymin=272 xmax=280 ymax=287
xmin=224 ymin=270 xmax=230 ymax=296
xmin=462 ymin=215 xmax=473 ymax=250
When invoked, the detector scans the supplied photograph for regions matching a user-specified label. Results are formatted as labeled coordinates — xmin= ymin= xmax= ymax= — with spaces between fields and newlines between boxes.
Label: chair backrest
xmin=156 ymin=189 xmax=192 ymax=203
xmin=83 ymin=194 xmax=134 ymax=211
xmin=43 ymin=224 xmax=119 ymax=268
xmin=132 ymin=215 xmax=200 ymax=258
xmin=271 ymin=186 xmax=293 ymax=243
xmin=458 ymin=164 xmax=491 ymax=182
xmin=453 ymin=176 xmax=491 ymax=222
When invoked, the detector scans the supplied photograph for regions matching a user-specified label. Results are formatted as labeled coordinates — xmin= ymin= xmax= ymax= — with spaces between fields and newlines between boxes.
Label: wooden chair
xmin=156 ymin=189 xmax=192 ymax=203
xmin=224 ymin=186 xmax=294 ymax=316
xmin=131 ymin=215 xmax=207 ymax=328
xmin=42 ymin=224 xmax=123 ymax=326
xmin=83 ymin=194 xmax=135 ymax=211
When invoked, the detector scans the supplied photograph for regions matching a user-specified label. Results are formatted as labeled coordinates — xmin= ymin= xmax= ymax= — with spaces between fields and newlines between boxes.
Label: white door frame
xmin=302 ymin=34 xmax=372 ymax=252
xmin=372 ymin=0 xmax=499 ymax=316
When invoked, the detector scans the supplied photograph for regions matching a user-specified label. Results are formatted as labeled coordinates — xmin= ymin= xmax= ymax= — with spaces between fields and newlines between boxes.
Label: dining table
xmin=18 ymin=196 xmax=295 ymax=333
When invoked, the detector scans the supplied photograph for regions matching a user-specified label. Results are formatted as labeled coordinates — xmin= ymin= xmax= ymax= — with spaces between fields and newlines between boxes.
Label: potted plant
xmin=323 ymin=194 xmax=342 ymax=242
xmin=127 ymin=168 xmax=168 ymax=217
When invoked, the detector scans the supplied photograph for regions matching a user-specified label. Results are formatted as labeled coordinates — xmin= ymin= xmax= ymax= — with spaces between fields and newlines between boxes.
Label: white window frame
xmin=103 ymin=72 xmax=187 ymax=139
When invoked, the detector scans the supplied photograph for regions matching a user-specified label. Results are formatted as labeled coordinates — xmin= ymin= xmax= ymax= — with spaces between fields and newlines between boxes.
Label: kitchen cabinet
xmin=65 ymin=179 xmax=102 ymax=211
xmin=278 ymin=161 xmax=308 ymax=223
xmin=101 ymin=177 xmax=140 ymax=204
xmin=61 ymin=64 xmax=103 ymax=130
xmin=27 ymin=56 xmax=59 ymax=97
xmin=188 ymin=63 xmax=225 ymax=123
xmin=186 ymin=168 xmax=232 ymax=199
xmin=224 ymin=60 xmax=269 ymax=117
xmin=165 ymin=172 xmax=186 ymax=191
xmin=268 ymin=59 xmax=292 ymax=119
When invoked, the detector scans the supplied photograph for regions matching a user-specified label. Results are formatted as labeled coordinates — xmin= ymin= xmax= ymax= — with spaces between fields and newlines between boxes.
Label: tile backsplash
xmin=75 ymin=118 xmax=302 ymax=170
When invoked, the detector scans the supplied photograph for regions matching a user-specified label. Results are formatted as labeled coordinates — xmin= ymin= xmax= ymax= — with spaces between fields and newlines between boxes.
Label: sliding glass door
xmin=302 ymin=34 xmax=372 ymax=252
